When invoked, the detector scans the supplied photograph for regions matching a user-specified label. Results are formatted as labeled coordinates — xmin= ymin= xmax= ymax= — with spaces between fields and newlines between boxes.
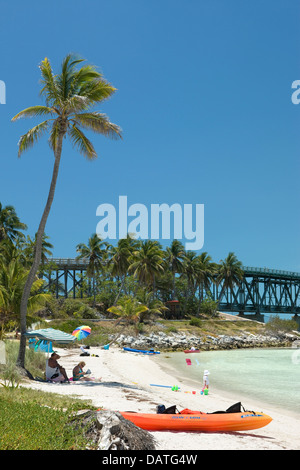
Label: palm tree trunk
xmin=172 ymin=269 xmax=176 ymax=300
xmin=17 ymin=132 xmax=64 ymax=369
xmin=114 ymin=275 xmax=126 ymax=305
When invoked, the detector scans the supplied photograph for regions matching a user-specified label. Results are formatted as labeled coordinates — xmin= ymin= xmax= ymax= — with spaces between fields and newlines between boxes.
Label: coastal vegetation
xmin=0 ymin=201 xmax=246 ymax=332
xmin=1 ymin=201 xmax=298 ymax=347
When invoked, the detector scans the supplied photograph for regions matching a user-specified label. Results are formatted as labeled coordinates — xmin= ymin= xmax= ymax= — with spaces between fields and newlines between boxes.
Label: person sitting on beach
xmin=72 ymin=361 xmax=94 ymax=381
xmin=46 ymin=352 xmax=69 ymax=383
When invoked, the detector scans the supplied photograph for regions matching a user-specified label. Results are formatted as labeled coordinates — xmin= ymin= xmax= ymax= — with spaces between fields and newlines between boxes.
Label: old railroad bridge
xmin=42 ymin=258 xmax=300 ymax=322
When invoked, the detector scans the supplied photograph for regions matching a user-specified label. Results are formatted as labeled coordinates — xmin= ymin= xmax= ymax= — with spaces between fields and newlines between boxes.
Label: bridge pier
xmin=238 ymin=312 xmax=265 ymax=323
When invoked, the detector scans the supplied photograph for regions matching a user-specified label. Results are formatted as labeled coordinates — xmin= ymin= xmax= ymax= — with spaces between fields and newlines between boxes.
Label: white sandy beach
xmin=23 ymin=345 xmax=300 ymax=451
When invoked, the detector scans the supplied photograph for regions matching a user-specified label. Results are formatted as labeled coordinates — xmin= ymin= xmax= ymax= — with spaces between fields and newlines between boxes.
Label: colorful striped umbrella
xmin=72 ymin=325 xmax=91 ymax=341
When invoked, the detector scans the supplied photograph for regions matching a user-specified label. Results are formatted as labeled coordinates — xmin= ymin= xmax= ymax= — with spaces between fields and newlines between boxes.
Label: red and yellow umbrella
xmin=72 ymin=325 xmax=91 ymax=341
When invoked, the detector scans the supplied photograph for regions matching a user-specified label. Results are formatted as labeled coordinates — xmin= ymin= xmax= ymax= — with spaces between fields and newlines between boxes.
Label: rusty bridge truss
xmin=42 ymin=259 xmax=300 ymax=319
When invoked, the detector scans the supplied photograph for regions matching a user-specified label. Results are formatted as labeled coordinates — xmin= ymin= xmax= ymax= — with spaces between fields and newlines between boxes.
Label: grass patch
xmin=0 ymin=340 xmax=98 ymax=449
xmin=0 ymin=387 xmax=96 ymax=450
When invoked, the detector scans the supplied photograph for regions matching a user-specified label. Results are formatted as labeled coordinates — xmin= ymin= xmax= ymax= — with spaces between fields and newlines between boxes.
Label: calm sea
xmin=157 ymin=348 xmax=300 ymax=417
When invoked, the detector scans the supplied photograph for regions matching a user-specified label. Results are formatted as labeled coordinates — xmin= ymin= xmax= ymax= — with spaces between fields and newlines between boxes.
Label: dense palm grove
xmin=0 ymin=202 xmax=244 ymax=333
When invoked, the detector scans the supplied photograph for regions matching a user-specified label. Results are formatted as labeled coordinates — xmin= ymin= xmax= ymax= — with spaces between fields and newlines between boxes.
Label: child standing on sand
xmin=202 ymin=369 xmax=210 ymax=390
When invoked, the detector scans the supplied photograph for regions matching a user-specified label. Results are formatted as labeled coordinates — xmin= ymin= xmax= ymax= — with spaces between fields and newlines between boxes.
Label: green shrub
xmin=166 ymin=326 xmax=178 ymax=334
xmin=199 ymin=296 xmax=219 ymax=317
xmin=266 ymin=315 xmax=298 ymax=334
xmin=73 ymin=304 xmax=97 ymax=319
xmin=189 ymin=317 xmax=202 ymax=328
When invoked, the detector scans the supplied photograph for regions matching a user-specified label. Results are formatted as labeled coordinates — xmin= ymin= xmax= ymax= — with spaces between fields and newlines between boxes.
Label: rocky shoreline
xmin=113 ymin=330 xmax=300 ymax=352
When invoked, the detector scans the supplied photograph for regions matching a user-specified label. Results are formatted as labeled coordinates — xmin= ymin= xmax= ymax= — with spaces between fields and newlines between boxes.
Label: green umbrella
xmin=24 ymin=328 xmax=76 ymax=344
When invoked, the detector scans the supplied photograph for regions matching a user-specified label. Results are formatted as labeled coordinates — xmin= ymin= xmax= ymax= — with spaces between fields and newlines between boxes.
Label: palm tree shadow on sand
xmin=72 ymin=380 xmax=141 ymax=390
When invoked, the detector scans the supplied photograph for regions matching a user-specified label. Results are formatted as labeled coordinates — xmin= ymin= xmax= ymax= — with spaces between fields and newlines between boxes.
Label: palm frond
xmin=11 ymin=105 xmax=56 ymax=121
xmin=68 ymin=123 xmax=97 ymax=159
xmin=57 ymin=53 xmax=85 ymax=100
xmin=17 ymin=120 xmax=52 ymax=157
xmin=73 ymin=112 xmax=122 ymax=139
xmin=64 ymin=95 xmax=91 ymax=114
xmin=68 ymin=64 xmax=102 ymax=97
xmin=39 ymin=57 xmax=60 ymax=106
xmin=78 ymin=78 xmax=117 ymax=104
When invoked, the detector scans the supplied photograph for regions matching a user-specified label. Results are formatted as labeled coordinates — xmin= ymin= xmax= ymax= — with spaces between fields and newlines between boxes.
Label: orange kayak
xmin=120 ymin=410 xmax=272 ymax=432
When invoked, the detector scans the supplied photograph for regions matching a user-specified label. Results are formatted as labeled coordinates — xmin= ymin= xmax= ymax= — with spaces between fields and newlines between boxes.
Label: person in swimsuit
xmin=72 ymin=361 xmax=93 ymax=381
xmin=46 ymin=352 xmax=69 ymax=382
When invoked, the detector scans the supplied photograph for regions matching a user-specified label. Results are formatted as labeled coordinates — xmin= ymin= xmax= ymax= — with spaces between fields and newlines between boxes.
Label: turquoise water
xmin=158 ymin=348 xmax=300 ymax=416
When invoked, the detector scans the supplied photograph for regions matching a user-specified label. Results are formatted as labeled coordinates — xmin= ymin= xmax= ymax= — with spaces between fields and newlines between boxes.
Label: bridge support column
xmin=64 ymin=270 xmax=68 ymax=298
xmin=238 ymin=312 xmax=265 ymax=323
xmin=253 ymin=313 xmax=265 ymax=323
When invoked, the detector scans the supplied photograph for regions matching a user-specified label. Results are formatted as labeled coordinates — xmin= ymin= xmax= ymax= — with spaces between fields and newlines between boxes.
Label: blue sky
xmin=0 ymin=0 xmax=299 ymax=271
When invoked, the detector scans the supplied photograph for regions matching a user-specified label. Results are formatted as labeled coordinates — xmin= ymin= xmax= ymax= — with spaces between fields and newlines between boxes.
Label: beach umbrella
xmin=72 ymin=325 xmax=91 ymax=341
xmin=24 ymin=328 xmax=76 ymax=358
xmin=25 ymin=328 xmax=77 ymax=344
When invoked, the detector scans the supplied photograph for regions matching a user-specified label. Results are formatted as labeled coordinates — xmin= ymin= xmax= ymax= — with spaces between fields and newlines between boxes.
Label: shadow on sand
xmin=71 ymin=380 xmax=141 ymax=391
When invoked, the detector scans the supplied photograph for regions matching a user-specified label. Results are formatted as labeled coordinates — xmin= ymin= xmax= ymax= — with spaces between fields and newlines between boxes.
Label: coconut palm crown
xmin=12 ymin=54 xmax=122 ymax=158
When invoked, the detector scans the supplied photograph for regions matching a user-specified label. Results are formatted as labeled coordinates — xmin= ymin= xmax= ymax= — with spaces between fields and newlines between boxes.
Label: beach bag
xmin=157 ymin=405 xmax=179 ymax=414
xmin=211 ymin=402 xmax=246 ymax=414
xmin=156 ymin=405 xmax=166 ymax=414
xmin=226 ymin=402 xmax=245 ymax=413
xmin=163 ymin=405 xmax=177 ymax=414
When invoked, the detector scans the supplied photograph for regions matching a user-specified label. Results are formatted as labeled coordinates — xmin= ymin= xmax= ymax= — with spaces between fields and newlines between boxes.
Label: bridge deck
xmin=47 ymin=258 xmax=300 ymax=279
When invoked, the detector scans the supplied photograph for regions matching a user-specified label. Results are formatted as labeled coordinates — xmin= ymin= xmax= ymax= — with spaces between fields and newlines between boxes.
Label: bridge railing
xmin=44 ymin=259 xmax=300 ymax=279
xmin=242 ymin=266 xmax=300 ymax=279
xmin=46 ymin=257 xmax=89 ymax=268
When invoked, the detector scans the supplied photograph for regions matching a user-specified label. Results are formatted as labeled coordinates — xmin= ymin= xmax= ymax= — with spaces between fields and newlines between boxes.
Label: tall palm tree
xmin=0 ymin=202 xmax=27 ymax=243
xmin=12 ymin=54 xmax=122 ymax=369
xmin=129 ymin=240 xmax=164 ymax=295
xmin=182 ymin=251 xmax=198 ymax=298
xmin=217 ymin=252 xmax=244 ymax=300
xmin=164 ymin=240 xmax=185 ymax=299
xmin=194 ymin=252 xmax=215 ymax=311
xmin=109 ymin=236 xmax=133 ymax=304
xmin=76 ymin=233 xmax=108 ymax=301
